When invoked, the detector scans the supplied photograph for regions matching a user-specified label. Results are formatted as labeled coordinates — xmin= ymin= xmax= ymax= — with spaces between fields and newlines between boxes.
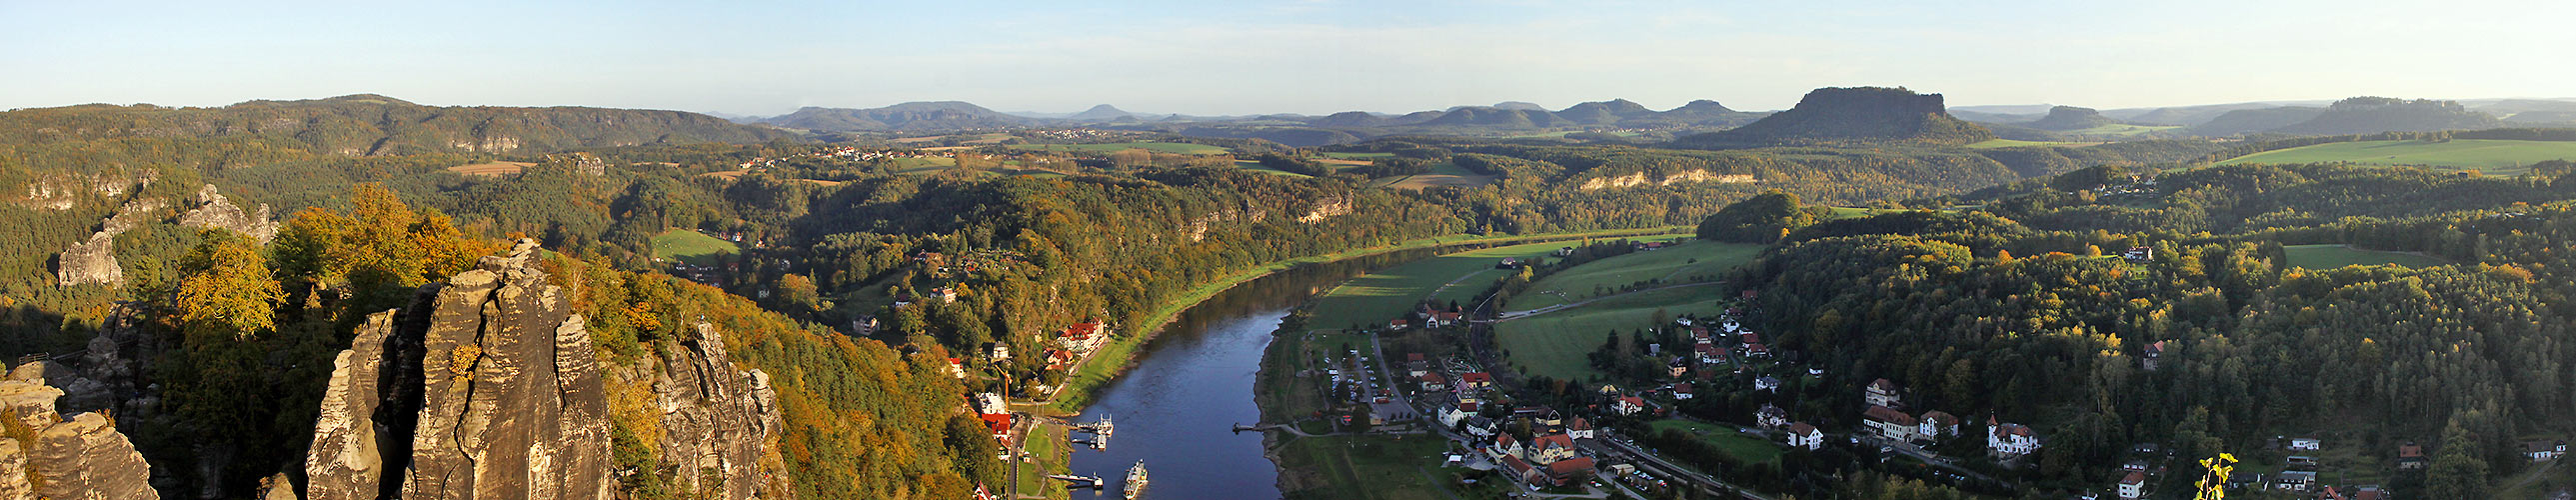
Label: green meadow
xmin=2219 ymin=139 xmax=2576 ymax=175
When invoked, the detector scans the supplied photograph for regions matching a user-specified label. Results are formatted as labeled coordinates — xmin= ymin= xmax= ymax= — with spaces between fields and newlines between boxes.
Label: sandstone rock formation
xmin=176 ymin=185 xmax=278 ymax=243
xmin=306 ymin=239 xmax=780 ymax=500
xmin=652 ymin=323 xmax=781 ymax=499
xmin=54 ymin=196 xmax=167 ymax=287
xmin=0 ymin=363 xmax=159 ymax=500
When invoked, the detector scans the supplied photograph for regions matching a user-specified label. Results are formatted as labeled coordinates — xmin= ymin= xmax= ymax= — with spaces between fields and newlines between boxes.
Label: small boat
xmin=1123 ymin=460 xmax=1149 ymax=499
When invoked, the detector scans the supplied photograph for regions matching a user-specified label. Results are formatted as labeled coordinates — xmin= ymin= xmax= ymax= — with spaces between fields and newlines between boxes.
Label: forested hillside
xmin=1719 ymin=162 xmax=2576 ymax=497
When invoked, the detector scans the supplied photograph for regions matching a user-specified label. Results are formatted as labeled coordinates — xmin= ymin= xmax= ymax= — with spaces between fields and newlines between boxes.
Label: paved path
xmin=1497 ymin=282 xmax=1721 ymax=321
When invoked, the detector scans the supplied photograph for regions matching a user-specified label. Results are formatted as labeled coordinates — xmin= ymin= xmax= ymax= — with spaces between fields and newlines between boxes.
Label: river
xmin=1064 ymin=247 xmax=1449 ymax=500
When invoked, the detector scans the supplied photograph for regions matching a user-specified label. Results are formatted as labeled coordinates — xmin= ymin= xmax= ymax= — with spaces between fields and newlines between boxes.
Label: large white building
xmin=1988 ymin=418 xmax=2041 ymax=458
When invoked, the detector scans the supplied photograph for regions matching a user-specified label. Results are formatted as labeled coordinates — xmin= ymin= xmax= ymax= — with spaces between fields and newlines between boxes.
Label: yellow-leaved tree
xmin=274 ymin=183 xmax=501 ymax=314
xmin=174 ymin=228 xmax=282 ymax=340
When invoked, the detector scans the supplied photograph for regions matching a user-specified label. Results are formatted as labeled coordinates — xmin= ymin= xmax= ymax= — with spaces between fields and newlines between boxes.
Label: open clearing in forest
xmin=445 ymin=161 xmax=536 ymax=177
xmin=652 ymin=230 xmax=739 ymax=266
xmin=1232 ymin=160 xmax=1317 ymax=178
xmin=1504 ymin=239 xmax=1761 ymax=312
xmin=1306 ymin=240 xmax=1578 ymax=332
xmin=2282 ymin=244 xmax=2447 ymax=269
xmin=1494 ymin=285 xmax=1730 ymax=382
xmin=1009 ymin=142 xmax=1231 ymax=155
xmin=2218 ymin=139 xmax=2576 ymax=175
xmin=1965 ymin=139 xmax=2098 ymax=149
xmin=1646 ymin=419 xmax=1785 ymax=465
xmin=1377 ymin=162 xmax=1497 ymax=189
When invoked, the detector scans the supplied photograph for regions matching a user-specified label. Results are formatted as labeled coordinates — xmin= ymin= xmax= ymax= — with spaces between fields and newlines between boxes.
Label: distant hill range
xmin=0 ymin=94 xmax=796 ymax=156
xmin=757 ymin=98 xmax=1767 ymax=146
xmin=1679 ymin=87 xmax=1994 ymax=147
xmin=2264 ymin=97 xmax=2504 ymax=135
xmin=2020 ymin=106 xmax=2119 ymax=131
xmin=764 ymin=101 xmax=1042 ymax=132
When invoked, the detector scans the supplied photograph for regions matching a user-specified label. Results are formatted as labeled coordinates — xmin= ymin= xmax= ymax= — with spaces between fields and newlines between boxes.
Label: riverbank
xmin=1010 ymin=226 xmax=1679 ymax=498
xmin=1042 ymin=226 xmax=1683 ymax=413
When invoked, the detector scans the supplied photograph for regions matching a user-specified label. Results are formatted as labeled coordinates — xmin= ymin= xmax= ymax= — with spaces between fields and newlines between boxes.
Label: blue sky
xmin=5 ymin=0 xmax=2571 ymax=116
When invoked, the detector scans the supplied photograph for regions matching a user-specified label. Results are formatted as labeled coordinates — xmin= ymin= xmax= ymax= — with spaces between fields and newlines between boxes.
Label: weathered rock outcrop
xmin=176 ymin=185 xmax=277 ymax=243
xmin=55 ymin=196 xmax=168 ymax=287
xmin=651 ymin=324 xmax=781 ymax=499
xmin=306 ymin=239 xmax=780 ymax=500
xmin=0 ymin=363 xmax=159 ymax=500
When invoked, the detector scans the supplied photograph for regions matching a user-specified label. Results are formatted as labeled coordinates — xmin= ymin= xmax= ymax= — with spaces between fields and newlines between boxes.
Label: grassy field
xmin=1965 ymin=139 xmax=2097 ymax=149
xmin=1319 ymin=152 xmax=1394 ymax=159
xmin=1305 ymin=240 xmax=1588 ymax=332
xmin=1274 ymin=434 xmax=1465 ymax=500
xmin=651 ymin=230 xmax=739 ymax=266
xmin=1232 ymin=160 xmax=1319 ymax=178
xmin=1377 ymin=162 xmax=1498 ymax=190
xmin=2217 ymin=139 xmax=2576 ymax=175
xmin=2282 ymin=244 xmax=2448 ymax=269
xmin=1646 ymin=419 xmax=1785 ymax=465
xmin=1506 ymin=239 xmax=1758 ymax=311
xmin=1010 ymin=142 xmax=1231 ymax=155
xmin=1015 ymin=423 xmax=1070 ymax=499
xmin=1494 ymin=286 xmax=1730 ymax=382
xmin=1044 ymin=227 xmax=1683 ymax=412
xmin=2066 ymin=123 xmax=2182 ymax=136
xmin=445 ymin=161 xmax=536 ymax=177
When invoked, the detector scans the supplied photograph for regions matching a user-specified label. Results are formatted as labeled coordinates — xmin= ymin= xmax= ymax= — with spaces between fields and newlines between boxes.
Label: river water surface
xmin=1066 ymin=248 xmax=1446 ymax=499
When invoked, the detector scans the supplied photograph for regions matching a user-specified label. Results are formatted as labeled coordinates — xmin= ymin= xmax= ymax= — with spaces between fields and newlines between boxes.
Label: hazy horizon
xmin=7 ymin=0 xmax=2573 ymax=117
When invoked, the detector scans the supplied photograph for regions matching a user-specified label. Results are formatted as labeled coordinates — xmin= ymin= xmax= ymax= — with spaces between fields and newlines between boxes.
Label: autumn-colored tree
xmin=174 ymin=229 xmax=282 ymax=340
xmin=275 ymin=183 xmax=501 ymax=313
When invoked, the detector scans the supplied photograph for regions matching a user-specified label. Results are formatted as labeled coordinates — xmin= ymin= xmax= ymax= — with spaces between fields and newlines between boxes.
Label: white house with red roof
xmin=1488 ymin=432 xmax=1525 ymax=461
xmin=2116 ymin=470 xmax=2145 ymax=498
xmin=1057 ymin=321 xmax=1110 ymax=353
xmin=1988 ymin=416 xmax=2041 ymax=458
xmin=1755 ymin=403 xmax=1788 ymax=429
xmin=1786 ymin=422 xmax=1824 ymax=450
xmin=1673 ymin=383 xmax=1695 ymax=400
xmin=1615 ymin=396 xmax=1647 ymax=416
xmin=1918 ymin=410 xmax=1961 ymax=439
xmin=1865 ymin=378 xmax=1903 ymax=408
xmin=1566 ymin=417 xmax=1595 ymax=440
xmin=1528 ymin=433 xmax=1579 ymax=464
xmin=1863 ymin=405 xmax=1917 ymax=441
xmin=1419 ymin=372 xmax=1447 ymax=391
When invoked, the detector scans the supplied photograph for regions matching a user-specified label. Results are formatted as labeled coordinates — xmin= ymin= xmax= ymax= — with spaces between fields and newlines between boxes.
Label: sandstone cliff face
xmin=0 ymin=363 xmax=159 ymax=500
xmin=55 ymin=196 xmax=168 ymax=287
xmin=651 ymin=324 xmax=781 ymax=499
xmin=176 ymin=185 xmax=277 ymax=243
xmin=306 ymin=240 xmax=780 ymax=500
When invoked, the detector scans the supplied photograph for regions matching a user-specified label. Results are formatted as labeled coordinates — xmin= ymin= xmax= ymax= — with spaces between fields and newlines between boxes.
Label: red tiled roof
xmin=2121 ymin=470 xmax=2145 ymax=485
xmin=1789 ymin=422 xmax=1818 ymax=435
xmin=1870 ymin=378 xmax=1898 ymax=392
xmin=1864 ymin=405 xmax=1915 ymax=426
xmin=1499 ymin=455 xmax=1535 ymax=475
xmin=1533 ymin=433 xmax=1574 ymax=451
xmin=1407 ymin=353 xmax=1425 ymax=362
xmin=1460 ymin=372 xmax=1493 ymax=384
xmin=1546 ymin=457 xmax=1595 ymax=476
xmin=1567 ymin=417 xmax=1591 ymax=430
